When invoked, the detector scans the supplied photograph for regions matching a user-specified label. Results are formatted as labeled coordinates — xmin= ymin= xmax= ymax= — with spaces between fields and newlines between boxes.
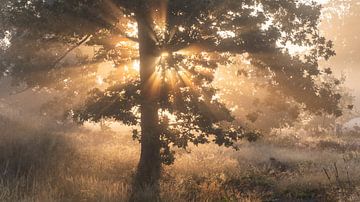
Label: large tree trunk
xmin=131 ymin=18 xmax=162 ymax=201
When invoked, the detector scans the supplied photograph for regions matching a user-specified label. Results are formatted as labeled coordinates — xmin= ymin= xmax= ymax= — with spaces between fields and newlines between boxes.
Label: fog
xmin=0 ymin=0 xmax=360 ymax=201
xmin=321 ymin=0 xmax=360 ymax=107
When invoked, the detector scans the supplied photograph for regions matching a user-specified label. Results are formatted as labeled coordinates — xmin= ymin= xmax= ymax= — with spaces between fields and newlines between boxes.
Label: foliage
xmin=0 ymin=0 xmax=341 ymax=164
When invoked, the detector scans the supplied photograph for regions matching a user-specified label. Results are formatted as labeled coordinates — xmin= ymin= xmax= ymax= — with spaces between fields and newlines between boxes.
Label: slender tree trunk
xmin=131 ymin=18 xmax=162 ymax=201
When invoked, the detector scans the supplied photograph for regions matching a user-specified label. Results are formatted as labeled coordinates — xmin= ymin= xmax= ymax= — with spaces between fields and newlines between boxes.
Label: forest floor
xmin=0 ymin=114 xmax=360 ymax=201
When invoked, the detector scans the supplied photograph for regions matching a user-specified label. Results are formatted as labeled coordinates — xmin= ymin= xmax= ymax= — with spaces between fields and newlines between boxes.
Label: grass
xmin=0 ymin=113 xmax=360 ymax=201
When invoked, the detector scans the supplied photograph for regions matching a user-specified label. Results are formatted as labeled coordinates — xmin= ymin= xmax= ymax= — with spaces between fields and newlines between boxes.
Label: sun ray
xmin=149 ymin=0 xmax=169 ymax=42
xmin=147 ymin=68 xmax=163 ymax=98
xmin=176 ymin=44 xmax=207 ymax=54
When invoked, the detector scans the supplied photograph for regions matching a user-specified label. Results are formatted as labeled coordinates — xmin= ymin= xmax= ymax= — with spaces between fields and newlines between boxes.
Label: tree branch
xmin=114 ymin=27 xmax=139 ymax=42
xmin=53 ymin=35 xmax=92 ymax=67
xmin=10 ymin=87 xmax=31 ymax=95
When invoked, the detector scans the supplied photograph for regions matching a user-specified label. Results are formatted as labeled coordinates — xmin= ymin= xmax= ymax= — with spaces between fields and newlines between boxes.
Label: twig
xmin=10 ymin=87 xmax=30 ymax=95
xmin=114 ymin=27 xmax=139 ymax=42
xmin=323 ymin=167 xmax=331 ymax=183
xmin=345 ymin=167 xmax=351 ymax=187
xmin=53 ymin=35 xmax=92 ymax=67
xmin=334 ymin=162 xmax=340 ymax=184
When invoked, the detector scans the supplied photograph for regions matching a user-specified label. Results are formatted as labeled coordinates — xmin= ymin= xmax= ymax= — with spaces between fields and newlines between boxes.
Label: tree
xmin=0 ymin=0 xmax=341 ymax=200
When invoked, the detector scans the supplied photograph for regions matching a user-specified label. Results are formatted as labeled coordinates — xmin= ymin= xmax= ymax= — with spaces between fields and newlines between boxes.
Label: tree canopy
xmin=0 ymin=0 xmax=341 ymax=164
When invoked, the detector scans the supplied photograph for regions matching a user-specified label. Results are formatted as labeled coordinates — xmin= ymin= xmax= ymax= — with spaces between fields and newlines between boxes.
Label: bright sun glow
xmin=217 ymin=30 xmax=236 ymax=39
xmin=126 ymin=22 xmax=138 ymax=37
xmin=316 ymin=0 xmax=330 ymax=4
xmin=277 ymin=41 xmax=312 ymax=56
xmin=132 ymin=60 xmax=140 ymax=71
xmin=96 ymin=75 xmax=104 ymax=85
xmin=161 ymin=51 xmax=170 ymax=57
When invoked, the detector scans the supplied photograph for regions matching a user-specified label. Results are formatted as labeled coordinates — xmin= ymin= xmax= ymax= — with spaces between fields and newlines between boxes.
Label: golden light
xmin=276 ymin=41 xmax=311 ymax=56
xmin=150 ymin=0 xmax=168 ymax=36
xmin=132 ymin=60 xmax=140 ymax=71
xmin=161 ymin=51 xmax=170 ymax=58
xmin=178 ymin=68 xmax=196 ymax=90
xmin=169 ymin=68 xmax=180 ymax=86
xmin=147 ymin=69 xmax=162 ymax=97
xmin=176 ymin=44 xmax=205 ymax=54
xmin=314 ymin=0 xmax=330 ymax=4
xmin=159 ymin=109 xmax=178 ymax=125
xmin=178 ymin=26 xmax=185 ymax=32
xmin=96 ymin=75 xmax=104 ymax=85
xmin=126 ymin=22 xmax=138 ymax=38
xmin=217 ymin=30 xmax=236 ymax=39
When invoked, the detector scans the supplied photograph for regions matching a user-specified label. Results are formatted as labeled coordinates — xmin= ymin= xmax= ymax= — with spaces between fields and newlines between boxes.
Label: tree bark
xmin=131 ymin=17 xmax=162 ymax=202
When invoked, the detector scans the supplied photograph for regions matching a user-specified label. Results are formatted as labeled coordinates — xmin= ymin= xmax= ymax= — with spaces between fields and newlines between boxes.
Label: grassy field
xmin=0 ymin=113 xmax=360 ymax=202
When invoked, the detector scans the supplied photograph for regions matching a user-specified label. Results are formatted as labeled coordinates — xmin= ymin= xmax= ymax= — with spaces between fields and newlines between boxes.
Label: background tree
xmin=0 ymin=0 xmax=341 ymax=200
xmin=215 ymin=58 xmax=353 ymax=133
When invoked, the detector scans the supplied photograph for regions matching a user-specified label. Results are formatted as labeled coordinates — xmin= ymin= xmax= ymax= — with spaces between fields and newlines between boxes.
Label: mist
xmin=0 ymin=0 xmax=360 ymax=201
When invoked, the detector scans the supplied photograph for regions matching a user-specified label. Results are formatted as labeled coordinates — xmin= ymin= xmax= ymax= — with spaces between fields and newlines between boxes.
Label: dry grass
xmin=0 ymin=113 xmax=360 ymax=201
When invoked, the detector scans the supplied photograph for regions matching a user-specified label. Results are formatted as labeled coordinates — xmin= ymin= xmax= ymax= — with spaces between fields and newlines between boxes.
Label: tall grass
xmin=0 ymin=112 xmax=360 ymax=201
